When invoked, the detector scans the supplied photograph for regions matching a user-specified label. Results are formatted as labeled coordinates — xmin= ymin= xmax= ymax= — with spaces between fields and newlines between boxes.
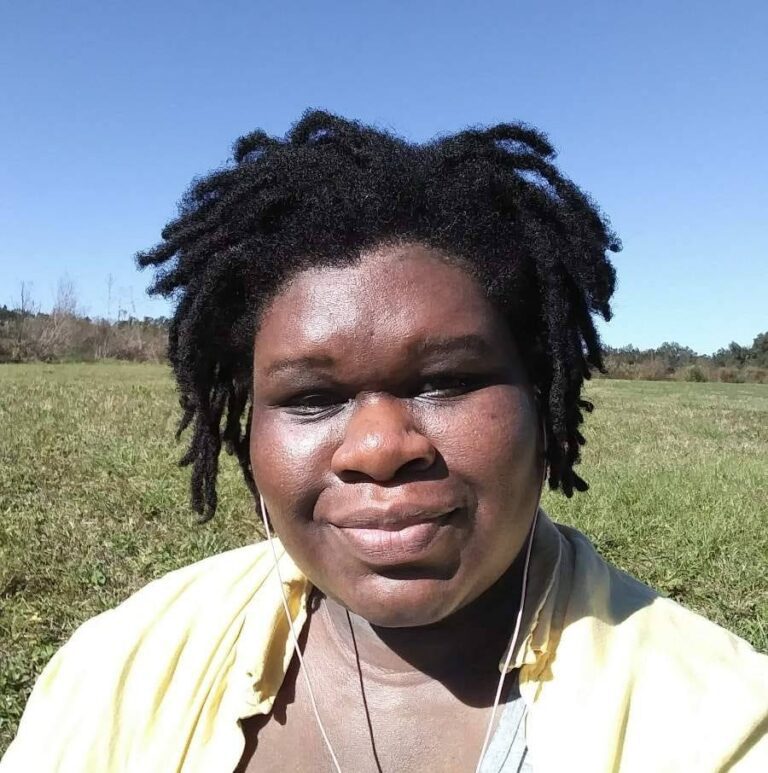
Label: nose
xmin=331 ymin=395 xmax=437 ymax=482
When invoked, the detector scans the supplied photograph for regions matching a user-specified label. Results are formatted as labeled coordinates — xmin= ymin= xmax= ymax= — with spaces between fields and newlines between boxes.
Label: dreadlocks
xmin=137 ymin=110 xmax=619 ymax=522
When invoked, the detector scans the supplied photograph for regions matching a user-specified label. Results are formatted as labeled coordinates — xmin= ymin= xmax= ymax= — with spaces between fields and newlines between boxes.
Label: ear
xmin=540 ymin=418 xmax=549 ymax=487
xmin=535 ymin=394 xmax=548 ymax=486
xmin=533 ymin=386 xmax=548 ymax=455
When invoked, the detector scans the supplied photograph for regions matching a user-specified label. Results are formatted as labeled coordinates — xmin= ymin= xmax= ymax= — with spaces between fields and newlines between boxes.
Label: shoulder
xmin=1 ymin=540 xmax=297 ymax=772
xmin=46 ymin=540 xmax=280 ymax=672
xmin=533 ymin=522 xmax=768 ymax=771
xmin=557 ymin=520 xmax=765 ymax=675
xmin=102 ymin=539 xmax=281 ymax=633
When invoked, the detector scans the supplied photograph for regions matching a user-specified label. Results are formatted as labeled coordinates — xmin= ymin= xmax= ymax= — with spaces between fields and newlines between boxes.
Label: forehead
xmin=253 ymin=245 xmax=507 ymax=364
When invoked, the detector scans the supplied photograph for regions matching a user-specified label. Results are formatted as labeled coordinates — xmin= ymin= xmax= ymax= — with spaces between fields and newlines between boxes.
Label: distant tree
xmin=713 ymin=341 xmax=749 ymax=368
xmin=749 ymin=332 xmax=768 ymax=368
xmin=655 ymin=341 xmax=697 ymax=371
xmin=615 ymin=344 xmax=642 ymax=364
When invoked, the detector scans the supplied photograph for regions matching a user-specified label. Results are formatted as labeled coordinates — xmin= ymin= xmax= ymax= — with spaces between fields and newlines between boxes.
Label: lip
xmin=328 ymin=504 xmax=456 ymax=531
xmin=329 ymin=507 xmax=461 ymax=565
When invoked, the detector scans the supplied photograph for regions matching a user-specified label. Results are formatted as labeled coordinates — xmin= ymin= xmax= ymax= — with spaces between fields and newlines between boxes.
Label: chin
xmin=344 ymin=573 xmax=464 ymax=628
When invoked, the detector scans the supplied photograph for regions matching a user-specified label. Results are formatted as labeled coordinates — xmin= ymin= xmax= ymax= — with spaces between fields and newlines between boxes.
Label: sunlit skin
xmin=240 ymin=243 xmax=546 ymax=771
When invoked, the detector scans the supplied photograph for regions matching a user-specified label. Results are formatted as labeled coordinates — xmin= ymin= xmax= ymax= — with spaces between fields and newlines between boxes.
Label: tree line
xmin=602 ymin=335 xmax=767 ymax=383
xmin=0 ymin=296 xmax=168 ymax=364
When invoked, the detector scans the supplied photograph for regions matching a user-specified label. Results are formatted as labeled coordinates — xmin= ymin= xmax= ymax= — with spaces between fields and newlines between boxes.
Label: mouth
xmin=329 ymin=508 xmax=462 ymax=566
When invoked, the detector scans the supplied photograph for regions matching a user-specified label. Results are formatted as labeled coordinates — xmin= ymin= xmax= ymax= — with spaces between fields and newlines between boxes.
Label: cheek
xmin=480 ymin=392 xmax=540 ymax=485
xmin=249 ymin=411 xmax=338 ymax=515
xmin=419 ymin=385 xmax=540 ymax=485
xmin=429 ymin=387 xmax=541 ymax=596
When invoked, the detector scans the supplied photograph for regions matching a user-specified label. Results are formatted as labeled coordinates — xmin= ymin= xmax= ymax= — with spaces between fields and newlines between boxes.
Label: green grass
xmin=1 ymin=363 xmax=767 ymax=753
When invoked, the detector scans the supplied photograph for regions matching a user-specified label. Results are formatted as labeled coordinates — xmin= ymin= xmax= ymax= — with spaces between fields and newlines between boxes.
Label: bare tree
xmin=38 ymin=276 xmax=81 ymax=358
xmin=106 ymin=273 xmax=114 ymax=321
xmin=14 ymin=281 xmax=37 ymax=351
xmin=52 ymin=275 xmax=78 ymax=317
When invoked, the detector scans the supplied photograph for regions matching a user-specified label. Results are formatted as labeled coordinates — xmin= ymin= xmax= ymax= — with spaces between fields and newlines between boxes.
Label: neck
xmin=319 ymin=555 xmax=525 ymax=689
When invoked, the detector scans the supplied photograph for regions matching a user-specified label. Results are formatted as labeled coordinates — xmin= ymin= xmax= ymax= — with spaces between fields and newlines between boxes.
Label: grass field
xmin=1 ymin=363 xmax=767 ymax=753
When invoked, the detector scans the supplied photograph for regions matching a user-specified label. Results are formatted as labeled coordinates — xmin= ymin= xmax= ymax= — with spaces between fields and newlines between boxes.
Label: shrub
xmin=684 ymin=365 xmax=708 ymax=382
xmin=717 ymin=367 xmax=744 ymax=384
xmin=743 ymin=367 xmax=768 ymax=384
xmin=635 ymin=361 xmax=669 ymax=381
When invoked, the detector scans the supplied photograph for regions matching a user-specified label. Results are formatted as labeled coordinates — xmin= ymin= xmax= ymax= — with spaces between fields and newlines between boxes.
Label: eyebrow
xmin=264 ymin=354 xmax=337 ymax=378
xmin=409 ymin=334 xmax=497 ymax=360
xmin=263 ymin=334 xmax=498 ymax=378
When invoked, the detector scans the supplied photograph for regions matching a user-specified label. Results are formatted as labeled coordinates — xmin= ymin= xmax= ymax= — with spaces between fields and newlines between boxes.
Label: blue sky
xmin=1 ymin=0 xmax=765 ymax=354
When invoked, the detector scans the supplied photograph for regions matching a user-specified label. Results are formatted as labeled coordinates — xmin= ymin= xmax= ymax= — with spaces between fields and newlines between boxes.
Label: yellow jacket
xmin=2 ymin=513 xmax=766 ymax=772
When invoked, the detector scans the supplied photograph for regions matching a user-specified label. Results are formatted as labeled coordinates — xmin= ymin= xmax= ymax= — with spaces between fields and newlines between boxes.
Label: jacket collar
xmin=500 ymin=510 xmax=564 ymax=674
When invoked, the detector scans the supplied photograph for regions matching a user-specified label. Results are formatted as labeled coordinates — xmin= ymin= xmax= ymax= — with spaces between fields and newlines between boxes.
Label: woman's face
xmin=250 ymin=243 xmax=543 ymax=627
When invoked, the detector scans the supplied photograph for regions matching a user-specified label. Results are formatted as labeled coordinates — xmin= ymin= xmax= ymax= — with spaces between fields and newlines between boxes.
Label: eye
xmin=417 ymin=374 xmax=489 ymax=399
xmin=282 ymin=391 xmax=347 ymax=417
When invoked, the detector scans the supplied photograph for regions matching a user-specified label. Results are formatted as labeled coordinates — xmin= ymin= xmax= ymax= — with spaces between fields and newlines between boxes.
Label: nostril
xmin=402 ymin=454 xmax=434 ymax=474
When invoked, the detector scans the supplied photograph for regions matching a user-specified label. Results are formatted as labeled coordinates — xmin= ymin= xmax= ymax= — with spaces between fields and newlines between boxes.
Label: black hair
xmin=137 ymin=109 xmax=619 ymax=522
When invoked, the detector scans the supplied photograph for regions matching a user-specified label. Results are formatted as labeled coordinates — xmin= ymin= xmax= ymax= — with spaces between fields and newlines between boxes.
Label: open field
xmin=1 ymin=363 xmax=767 ymax=752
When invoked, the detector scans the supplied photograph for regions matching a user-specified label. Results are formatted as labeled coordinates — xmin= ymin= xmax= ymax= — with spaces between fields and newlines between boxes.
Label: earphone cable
xmin=473 ymin=505 xmax=539 ymax=772
xmin=260 ymin=495 xmax=343 ymax=773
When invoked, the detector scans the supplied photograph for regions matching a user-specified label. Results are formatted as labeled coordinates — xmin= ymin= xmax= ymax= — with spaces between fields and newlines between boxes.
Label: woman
xmin=2 ymin=111 xmax=766 ymax=772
